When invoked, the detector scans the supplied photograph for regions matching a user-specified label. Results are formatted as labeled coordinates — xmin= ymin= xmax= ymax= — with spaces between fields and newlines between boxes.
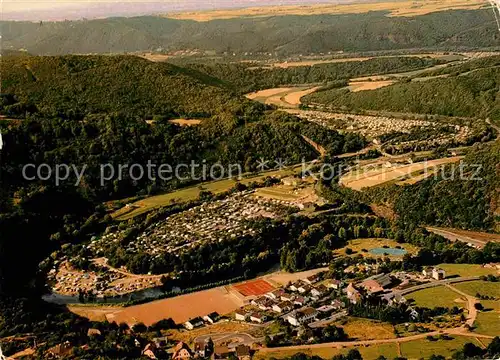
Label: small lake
xmin=369 ymin=247 xmax=407 ymax=256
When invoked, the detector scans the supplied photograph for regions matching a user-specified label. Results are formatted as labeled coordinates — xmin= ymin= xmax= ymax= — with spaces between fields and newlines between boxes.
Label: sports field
xmin=232 ymin=279 xmax=276 ymax=296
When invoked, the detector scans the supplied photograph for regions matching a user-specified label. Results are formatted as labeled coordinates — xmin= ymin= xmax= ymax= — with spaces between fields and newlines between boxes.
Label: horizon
xmin=2 ymin=0 xmax=353 ymax=21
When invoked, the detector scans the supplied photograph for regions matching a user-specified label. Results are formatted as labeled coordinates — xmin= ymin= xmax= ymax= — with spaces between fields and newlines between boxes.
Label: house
xmin=311 ymin=284 xmax=328 ymax=298
xmin=235 ymin=345 xmax=251 ymax=360
xmin=250 ymin=312 xmax=266 ymax=323
xmin=286 ymin=307 xmax=319 ymax=326
xmin=281 ymin=293 xmax=295 ymax=302
xmin=408 ymin=307 xmax=420 ymax=321
xmin=345 ymin=283 xmax=361 ymax=304
xmin=172 ymin=342 xmax=193 ymax=360
xmin=331 ymin=299 xmax=345 ymax=310
xmin=87 ymin=328 xmax=102 ymax=337
xmin=258 ymin=299 xmax=275 ymax=311
xmin=235 ymin=310 xmax=248 ymax=321
xmin=304 ymin=274 xmax=320 ymax=285
xmin=184 ymin=317 xmax=204 ymax=330
xmin=298 ymin=284 xmax=312 ymax=294
xmin=203 ymin=312 xmax=220 ymax=324
xmin=422 ymin=267 xmax=446 ymax=280
xmin=194 ymin=338 xmax=213 ymax=358
xmin=142 ymin=343 xmax=158 ymax=360
xmin=213 ymin=346 xmax=232 ymax=359
xmin=272 ymin=301 xmax=294 ymax=313
xmin=432 ymin=267 xmax=446 ymax=280
xmin=326 ymin=279 xmax=342 ymax=290
xmin=266 ymin=289 xmax=285 ymax=300
xmin=294 ymin=296 xmax=308 ymax=306
xmin=289 ymin=281 xmax=306 ymax=292
xmin=359 ymin=279 xmax=385 ymax=294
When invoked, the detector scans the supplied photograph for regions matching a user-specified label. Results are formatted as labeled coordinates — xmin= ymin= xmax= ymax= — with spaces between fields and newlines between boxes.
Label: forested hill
xmin=1 ymin=9 xmax=498 ymax=56
xmin=0 ymin=55 xmax=245 ymax=119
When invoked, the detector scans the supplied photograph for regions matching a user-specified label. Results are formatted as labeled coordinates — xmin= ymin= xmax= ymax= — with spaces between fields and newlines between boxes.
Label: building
xmin=172 ymin=342 xmax=193 ymax=360
xmin=235 ymin=310 xmax=248 ymax=321
xmin=286 ymin=307 xmax=319 ymax=326
xmin=359 ymin=279 xmax=385 ymax=294
xmin=289 ymin=280 xmax=306 ymax=292
xmin=194 ymin=338 xmax=213 ymax=358
xmin=331 ymin=299 xmax=345 ymax=310
xmin=235 ymin=345 xmax=251 ymax=360
xmin=326 ymin=279 xmax=342 ymax=290
xmin=432 ymin=267 xmax=446 ymax=280
xmin=184 ymin=317 xmax=204 ymax=330
xmin=281 ymin=293 xmax=295 ymax=302
xmin=203 ymin=312 xmax=220 ymax=324
xmin=266 ymin=289 xmax=285 ymax=300
xmin=298 ymin=284 xmax=312 ymax=294
xmin=311 ymin=284 xmax=328 ymax=298
xmin=294 ymin=296 xmax=308 ymax=306
xmin=142 ymin=343 xmax=159 ymax=360
xmin=422 ymin=267 xmax=446 ymax=280
xmin=213 ymin=346 xmax=232 ymax=359
xmin=272 ymin=301 xmax=294 ymax=313
xmin=304 ymin=274 xmax=320 ymax=285
xmin=250 ymin=312 xmax=266 ymax=323
xmin=345 ymin=283 xmax=361 ymax=304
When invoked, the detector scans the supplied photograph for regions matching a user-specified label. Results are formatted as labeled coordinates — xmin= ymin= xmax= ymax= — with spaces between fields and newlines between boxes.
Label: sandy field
xmin=245 ymin=88 xmax=295 ymax=100
xmin=104 ymin=286 xmax=244 ymax=326
xmin=283 ymin=86 xmax=321 ymax=104
xmin=165 ymin=0 xmax=485 ymax=21
xmin=246 ymin=86 xmax=318 ymax=108
xmin=340 ymin=157 xmax=463 ymax=191
xmin=168 ymin=119 xmax=203 ymax=126
xmin=348 ymin=80 xmax=396 ymax=92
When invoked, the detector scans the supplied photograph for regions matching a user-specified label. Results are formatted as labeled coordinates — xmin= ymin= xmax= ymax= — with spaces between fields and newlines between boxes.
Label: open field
xmin=166 ymin=321 xmax=262 ymax=344
xmin=245 ymin=86 xmax=318 ymax=108
xmin=400 ymin=336 xmax=484 ymax=359
xmin=253 ymin=182 xmax=319 ymax=204
xmin=232 ymin=279 xmax=275 ymax=297
xmin=340 ymin=157 xmax=463 ymax=191
xmin=166 ymin=0 xmax=485 ymax=21
xmin=255 ymin=343 xmax=399 ymax=360
xmin=348 ymin=80 xmax=396 ymax=92
xmin=168 ymin=118 xmax=202 ymax=126
xmin=437 ymin=264 xmax=499 ymax=278
xmin=334 ymin=238 xmax=419 ymax=260
xmin=406 ymin=286 xmax=467 ymax=308
xmin=474 ymin=300 xmax=500 ymax=336
xmin=453 ymin=281 xmax=500 ymax=298
xmin=264 ymin=267 xmax=328 ymax=287
xmin=427 ymin=227 xmax=500 ymax=249
xmin=340 ymin=318 xmax=397 ymax=341
xmin=104 ymin=286 xmax=244 ymax=326
xmin=112 ymin=165 xmax=303 ymax=220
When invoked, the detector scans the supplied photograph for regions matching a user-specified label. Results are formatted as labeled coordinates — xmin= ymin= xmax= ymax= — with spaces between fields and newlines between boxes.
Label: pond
xmin=369 ymin=247 xmax=407 ymax=256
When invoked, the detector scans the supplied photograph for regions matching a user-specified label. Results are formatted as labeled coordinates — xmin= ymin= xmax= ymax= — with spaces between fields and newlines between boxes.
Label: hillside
xmin=0 ymin=55 xmax=244 ymax=119
xmin=304 ymin=65 xmax=500 ymax=123
xmin=1 ymin=9 xmax=499 ymax=56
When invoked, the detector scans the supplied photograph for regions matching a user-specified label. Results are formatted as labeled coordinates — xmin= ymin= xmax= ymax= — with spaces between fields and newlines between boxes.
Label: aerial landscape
xmin=0 ymin=0 xmax=500 ymax=359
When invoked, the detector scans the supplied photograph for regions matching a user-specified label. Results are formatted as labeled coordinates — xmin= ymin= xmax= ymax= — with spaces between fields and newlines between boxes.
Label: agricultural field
xmin=166 ymin=0 xmax=485 ymax=21
xmin=340 ymin=157 xmax=464 ymax=191
xmin=453 ymin=281 xmax=500 ymax=298
xmin=399 ymin=336 xmax=485 ymax=359
xmin=406 ymin=286 xmax=467 ymax=308
xmin=348 ymin=80 xmax=396 ymax=92
xmin=167 ymin=118 xmax=202 ymax=126
xmin=436 ymin=264 xmax=499 ymax=278
xmin=334 ymin=238 xmax=419 ymax=260
xmin=245 ymin=86 xmax=318 ymax=108
xmin=474 ymin=300 xmax=500 ymax=336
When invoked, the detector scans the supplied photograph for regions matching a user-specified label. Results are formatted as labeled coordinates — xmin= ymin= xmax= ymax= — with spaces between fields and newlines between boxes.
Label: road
xmin=194 ymin=332 xmax=261 ymax=349
xmin=426 ymin=227 xmax=500 ymax=249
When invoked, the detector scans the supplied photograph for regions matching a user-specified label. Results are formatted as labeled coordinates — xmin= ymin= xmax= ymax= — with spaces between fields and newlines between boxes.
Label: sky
xmin=1 ymin=0 xmax=346 ymax=21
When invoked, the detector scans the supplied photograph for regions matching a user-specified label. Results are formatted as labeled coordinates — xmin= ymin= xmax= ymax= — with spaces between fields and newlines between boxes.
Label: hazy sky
xmin=2 ymin=0 xmax=344 ymax=21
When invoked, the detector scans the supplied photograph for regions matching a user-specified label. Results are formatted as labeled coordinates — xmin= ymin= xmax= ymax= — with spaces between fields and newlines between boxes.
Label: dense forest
xmin=1 ymin=9 xmax=498 ymax=55
xmin=0 ymin=55 xmax=241 ymax=119
xmin=304 ymin=67 xmax=500 ymax=123
xmin=178 ymin=57 xmax=444 ymax=93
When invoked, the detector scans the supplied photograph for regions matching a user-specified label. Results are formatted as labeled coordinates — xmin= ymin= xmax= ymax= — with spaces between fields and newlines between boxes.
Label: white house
xmin=234 ymin=310 xmax=247 ymax=321
xmin=184 ymin=317 xmax=204 ymax=330
xmin=286 ymin=307 xmax=318 ymax=326
xmin=272 ymin=301 xmax=293 ymax=313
